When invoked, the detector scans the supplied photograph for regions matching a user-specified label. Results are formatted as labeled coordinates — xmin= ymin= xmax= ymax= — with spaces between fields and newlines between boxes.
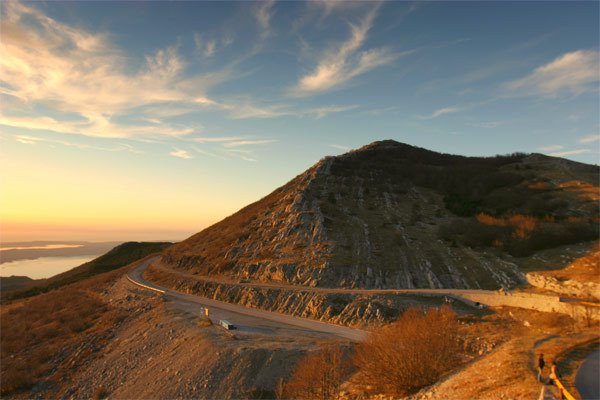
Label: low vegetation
xmin=0 ymin=288 xmax=125 ymax=395
xmin=282 ymin=306 xmax=465 ymax=399
xmin=281 ymin=344 xmax=351 ymax=400
xmin=0 ymin=252 xmax=155 ymax=396
xmin=438 ymin=214 xmax=598 ymax=257
xmin=353 ymin=306 xmax=462 ymax=397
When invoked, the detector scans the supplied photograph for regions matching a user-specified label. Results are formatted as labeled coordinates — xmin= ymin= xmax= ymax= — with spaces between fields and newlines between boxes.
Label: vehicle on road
xmin=219 ymin=320 xmax=235 ymax=330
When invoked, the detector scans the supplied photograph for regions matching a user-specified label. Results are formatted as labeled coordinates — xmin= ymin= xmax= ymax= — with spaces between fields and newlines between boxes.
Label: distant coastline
xmin=0 ymin=241 xmax=122 ymax=264
xmin=0 ymin=255 xmax=101 ymax=280
xmin=0 ymin=241 xmax=121 ymax=281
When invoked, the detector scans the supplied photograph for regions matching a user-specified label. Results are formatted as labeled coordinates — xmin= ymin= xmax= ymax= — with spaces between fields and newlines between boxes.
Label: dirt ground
xmin=15 ymin=274 xmax=347 ymax=400
xmin=5 ymin=256 xmax=597 ymax=400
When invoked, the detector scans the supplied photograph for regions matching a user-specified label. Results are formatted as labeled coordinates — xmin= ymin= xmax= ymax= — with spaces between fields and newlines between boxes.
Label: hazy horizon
xmin=0 ymin=226 xmax=191 ymax=243
xmin=1 ymin=1 xmax=598 ymax=242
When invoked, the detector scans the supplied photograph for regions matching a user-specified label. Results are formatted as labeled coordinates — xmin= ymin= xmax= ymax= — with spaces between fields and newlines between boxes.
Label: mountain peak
xmin=163 ymin=141 xmax=599 ymax=290
xmin=348 ymin=139 xmax=417 ymax=154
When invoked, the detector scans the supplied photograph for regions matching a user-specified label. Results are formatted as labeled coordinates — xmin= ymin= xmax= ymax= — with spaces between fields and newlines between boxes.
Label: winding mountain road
xmin=148 ymin=262 xmax=583 ymax=316
xmin=129 ymin=256 xmax=598 ymax=344
xmin=127 ymin=257 xmax=369 ymax=342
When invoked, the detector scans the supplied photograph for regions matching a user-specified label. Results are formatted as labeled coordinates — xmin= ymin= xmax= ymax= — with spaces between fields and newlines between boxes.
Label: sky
xmin=1 ymin=1 xmax=599 ymax=242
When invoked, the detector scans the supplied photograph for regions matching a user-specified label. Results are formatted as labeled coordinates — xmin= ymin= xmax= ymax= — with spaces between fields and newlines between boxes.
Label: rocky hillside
xmin=163 ymin=140 xmax=599 ymax=290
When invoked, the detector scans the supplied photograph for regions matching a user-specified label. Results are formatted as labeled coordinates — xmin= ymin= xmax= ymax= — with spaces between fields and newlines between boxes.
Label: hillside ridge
xmin=162 ymin=140 xmax=599 ymax=290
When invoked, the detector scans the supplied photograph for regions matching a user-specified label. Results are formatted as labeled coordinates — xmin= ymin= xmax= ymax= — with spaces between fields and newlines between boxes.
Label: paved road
xmin=127 ymin=257 xmax=369 ymax=342
xmin=151 ymin=262 xmax=498 ymax=298
xmin=575 ymin=349 xmax=599 ymax=400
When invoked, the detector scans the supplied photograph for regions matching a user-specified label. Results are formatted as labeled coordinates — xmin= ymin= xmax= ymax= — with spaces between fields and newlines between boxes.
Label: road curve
xmin=576 ymin=349 xmax=599 ymax=400
xmin=152 ymin=263 xmax=598 ymax=318
xmin=127 ymin=257 xmax=369 ymax=342
xmin=151 ymin=262 xmax=498 ymax=297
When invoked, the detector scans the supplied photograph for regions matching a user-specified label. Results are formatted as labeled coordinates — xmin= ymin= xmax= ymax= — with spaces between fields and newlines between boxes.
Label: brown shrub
xmin=476 ymin=213 xmax=539 ymax=239
xmin=353 ymin=306 xmax=462 ymax=397
xmin=282 ymin=344 xmax=350 ymax=400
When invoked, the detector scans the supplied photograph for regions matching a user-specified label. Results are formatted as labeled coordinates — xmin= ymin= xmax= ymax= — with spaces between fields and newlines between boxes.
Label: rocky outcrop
xmin=526 ymin=273 xmax=600 ymax=301
xmin=144 ymin=265 xmax=462 ymax=328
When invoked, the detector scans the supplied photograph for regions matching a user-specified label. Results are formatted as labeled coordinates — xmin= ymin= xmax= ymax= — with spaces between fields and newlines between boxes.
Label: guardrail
xmin=126 ymin=274 xmax=166 ymax=294
xmin=551 ymin=377 xmax=577 ymax=400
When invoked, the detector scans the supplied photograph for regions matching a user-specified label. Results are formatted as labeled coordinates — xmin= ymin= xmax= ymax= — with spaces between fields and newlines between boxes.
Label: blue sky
xmin=1 ymin=1 xmax=599 ymax=241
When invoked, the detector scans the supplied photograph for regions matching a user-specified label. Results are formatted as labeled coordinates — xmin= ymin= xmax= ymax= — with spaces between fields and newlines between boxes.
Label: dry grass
xmin=0 ymin=288 xmax=126 ymax=395
xmin=559 ymin=180 xmax=600 ymax=202
xmin=281 ymin=344 xmax=351 ymax=400
xmin=0 ymin=255 xmax=154 ymax=396
xmin=476 ymin=213 xmax=539 ymax=239
xmin=352 ymin=306 xmax=463 ymax=397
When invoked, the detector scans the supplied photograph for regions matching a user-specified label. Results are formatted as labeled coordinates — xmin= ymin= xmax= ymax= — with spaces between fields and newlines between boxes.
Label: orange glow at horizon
xmin=0 ymin=152 xmax=246 ymax=242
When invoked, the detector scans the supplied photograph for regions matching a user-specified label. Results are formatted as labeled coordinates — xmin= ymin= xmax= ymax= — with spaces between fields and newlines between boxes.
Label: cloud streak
xmin=186 ymin=135 xmax=277 ymax=162
xmin=549 ymin=149 xmax=592 ymax=157
xmin=505 ymin=50 xmax=600 ymax=98
xmin=418 ymin=106 xmax=463 ymax=120
xmin=194 ymin=33 xmax=217 ymax=57
xmin=13 ymin=134 xmax=142 ymax=153
xmin=169 ymin=148 xmax=193 ymax=159
xmin=579 ymin=134 xmax=600 ymax=144
xmin=0 ymin=1 xmax=224 ymax=139
xmin=255 ymin=0 xmax=276 ymax=38
xmin=223 ymin=139 xmax=276 ymax=148
xmin=539 ymin=144 xmax=563 ymax=152
xmin=291 ymin=5 xmax=399 ymax=96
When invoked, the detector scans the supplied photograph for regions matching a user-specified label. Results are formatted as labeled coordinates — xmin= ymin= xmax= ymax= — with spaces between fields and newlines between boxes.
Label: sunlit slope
xmin=163 ymin=140 xmax=599 ymax=289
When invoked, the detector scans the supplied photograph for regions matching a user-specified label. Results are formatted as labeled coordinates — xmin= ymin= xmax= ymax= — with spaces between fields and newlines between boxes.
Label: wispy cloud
xmin=192 ymin=136 xmax=244 ymax=143
xmin=218 ymin=100 xmax=358 ymax=120
xmin=579 ymin=134 xmax=600 ymax=144
xmin=191 ymin=135 xmax=276 ymax=148
xmin=549 ymin=149 xmax=592 ymax=157
xmin=0 ymin=1 xmax=224 ymax=139
xmin=505 ymin=50 xmax=600 ymax=98
xmin=291 ymin=5 xmax=399 ymax=96
xmin=255 ymin=0 xmax=276 ymax=38
xmin=13 ymin=134 xmax=142 ymax=153
xmin=223 ymin=139 xmax=276 ymax=148
xmin=468 ymin=121 xmax=508 ymax=129
xmin=194 ymin=33 xmax=217 ymax=58
xmin=169 ymin=148 xmax=192 ymax=159
xmin=187 ymin=135 xmax=276 ymax=162
xmin=310 ymin=105 xmax=359 ymax=119
xmin=539 ymin=144 xmax=564 ymax=152
xmin=329 ymin=144 xmax=351 ymax=151
xmin=310 ymin=0 xmax=370 ymax=18
xmin=225 ymin=148 xmax=258 ymax=162
xmin=190 ymin=144 xmax=218 ymax=158
xmin=226 ymin=103 xmax=289 ymax=119
xmin=0 ymin=115 xmax=194 ymax=138
xmin=418 ymin=106 xmax=463 ymax=120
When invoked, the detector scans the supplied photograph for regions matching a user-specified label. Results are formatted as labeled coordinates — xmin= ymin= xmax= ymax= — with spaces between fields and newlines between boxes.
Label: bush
xmin=353 ymin=306 xmax=462 ymax=397
xmin=281 ymin=344 xmax=350 ymax=400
